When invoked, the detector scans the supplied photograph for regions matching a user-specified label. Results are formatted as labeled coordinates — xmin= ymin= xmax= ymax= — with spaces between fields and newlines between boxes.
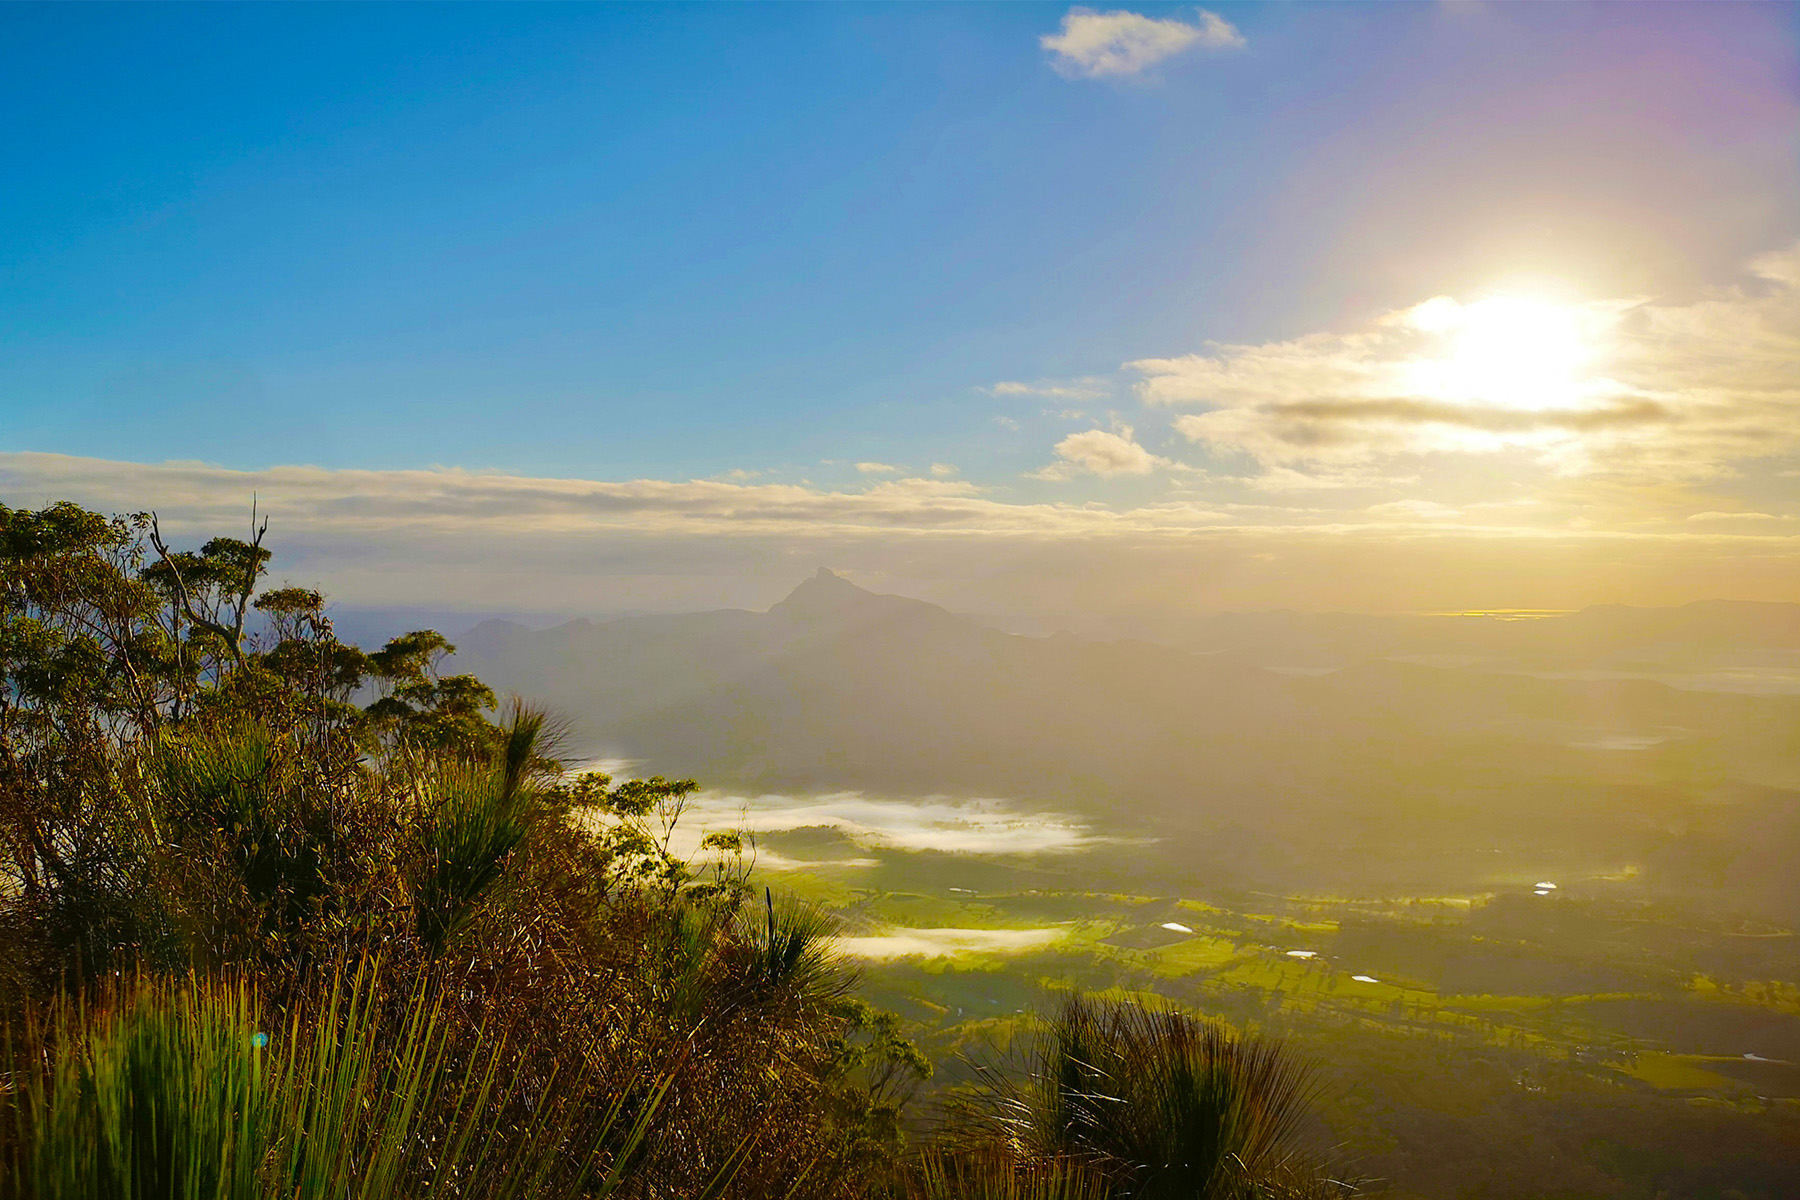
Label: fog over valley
xmin=448 ymin=571 xmax=1800 ymax=921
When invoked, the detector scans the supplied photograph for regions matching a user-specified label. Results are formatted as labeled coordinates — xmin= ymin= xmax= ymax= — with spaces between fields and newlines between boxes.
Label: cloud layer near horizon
xmin=5 ymin=448 xmax=1797 ymax=619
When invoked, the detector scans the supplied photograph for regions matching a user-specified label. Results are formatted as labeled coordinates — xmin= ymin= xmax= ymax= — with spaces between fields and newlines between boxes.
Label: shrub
xmin=952 ymin=995 xmax=1348 ymax=1200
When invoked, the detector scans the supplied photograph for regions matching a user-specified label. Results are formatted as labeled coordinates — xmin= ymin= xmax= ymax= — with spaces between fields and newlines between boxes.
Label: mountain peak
xmin=774 ymin=568 xmax=870 ymax=614
xmin=769 ymin=569 xmax=960 ymax=630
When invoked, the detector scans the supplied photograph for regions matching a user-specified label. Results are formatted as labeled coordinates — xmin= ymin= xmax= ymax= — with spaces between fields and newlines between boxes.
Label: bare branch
xmin=148 ymin=511 xmax=243 ymax=664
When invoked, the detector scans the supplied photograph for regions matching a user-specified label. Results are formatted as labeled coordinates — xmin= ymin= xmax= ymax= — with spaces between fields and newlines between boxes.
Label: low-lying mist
xmin=677 ymin=792 xmax=1115 ymax=859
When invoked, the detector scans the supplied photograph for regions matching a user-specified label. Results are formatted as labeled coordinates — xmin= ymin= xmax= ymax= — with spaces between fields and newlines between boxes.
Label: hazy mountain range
xmin=449 ymin=570 xmax=1800 ymax=787
xmin=445 ymin=571 xmax=1800 ymax=914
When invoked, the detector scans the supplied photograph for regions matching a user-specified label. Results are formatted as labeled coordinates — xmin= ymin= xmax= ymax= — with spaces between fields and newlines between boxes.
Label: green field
xmin=748 ymin=825 xmax=1800 ymax=1199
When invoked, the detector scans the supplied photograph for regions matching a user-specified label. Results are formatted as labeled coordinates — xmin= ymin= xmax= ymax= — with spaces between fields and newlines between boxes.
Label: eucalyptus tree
xmin=0 ymin=501 xmax=507 ymax=981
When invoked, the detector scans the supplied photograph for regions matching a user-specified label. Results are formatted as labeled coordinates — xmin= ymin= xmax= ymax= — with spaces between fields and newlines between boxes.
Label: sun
xmin=1403 ymin=294 xmax=1598 ymax=411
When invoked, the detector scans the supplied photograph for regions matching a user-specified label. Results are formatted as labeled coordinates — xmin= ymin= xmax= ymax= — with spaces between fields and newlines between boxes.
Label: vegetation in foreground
xmin=0 ymin=500 xmax=1346 ymax=1198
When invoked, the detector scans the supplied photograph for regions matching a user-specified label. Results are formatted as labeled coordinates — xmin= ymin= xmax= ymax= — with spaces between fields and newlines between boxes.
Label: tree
xmin=959 ymin=995 xmax=1347 ymax=1199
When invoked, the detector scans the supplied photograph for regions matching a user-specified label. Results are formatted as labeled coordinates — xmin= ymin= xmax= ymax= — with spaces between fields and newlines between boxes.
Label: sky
xmin=4 ymin=2 xmax=1799 ymax=619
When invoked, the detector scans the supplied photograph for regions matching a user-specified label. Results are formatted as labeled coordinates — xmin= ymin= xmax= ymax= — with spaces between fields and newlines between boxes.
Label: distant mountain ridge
xmin=452 ymin=571 xmax=1798 ymax=804
xmin=454 ymin=569 xmax=1281 ymax=796
xmin=1181 ymin=599 xmax=1800 ymax=668
xmin=452 ymin=587 xmax=1800 ymax=673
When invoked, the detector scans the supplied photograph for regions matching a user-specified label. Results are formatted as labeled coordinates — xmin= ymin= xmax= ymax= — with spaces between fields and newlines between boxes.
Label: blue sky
xmin=4 ymin=3 xmax=1799 ymax=615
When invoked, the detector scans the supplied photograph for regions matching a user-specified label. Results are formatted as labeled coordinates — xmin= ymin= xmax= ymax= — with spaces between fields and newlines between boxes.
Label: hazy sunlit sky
xmin=4 ymin=3 xmax=1798 ymax=617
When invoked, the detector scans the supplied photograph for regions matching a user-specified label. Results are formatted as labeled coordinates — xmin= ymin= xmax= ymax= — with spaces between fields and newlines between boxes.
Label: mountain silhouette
xmin=454 ymin=571 xmax=1297 ymax=807
xmin=450 ymin=576 xmax=1800 ymax=882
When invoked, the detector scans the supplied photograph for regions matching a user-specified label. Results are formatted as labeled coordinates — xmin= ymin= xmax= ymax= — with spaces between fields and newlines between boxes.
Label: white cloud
xmin=1685 ymin=510 xmax=1787 ymax=525
xmin=986 ymin=378 xmax=1111 ymax=400
xmin=929 ymin=463 xmax=959 ymax=478
xmin=1035 ymin=425 xmax=1167 ymax=479
xmin=855 ymin=461 xmax=901 ymax=474
xmin=861 ymin=476 xmax=984 ymax=501
xmin=1367 ymin=499 xmax=1461 ymax=521
xmin=1042 ymin=7 xmax=1244 ymax=79
xmin=1135 ymin=243 xmax=1800 ymax=487
xmin=0 ymin=452 xmax=1216 ymax=552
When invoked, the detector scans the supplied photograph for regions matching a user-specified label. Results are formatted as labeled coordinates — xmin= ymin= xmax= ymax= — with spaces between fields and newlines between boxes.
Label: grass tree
xmin=961 ymin=995 xmax=1349 ymax=1200
xmin=405 ymin=702 xmax=553 ymax=956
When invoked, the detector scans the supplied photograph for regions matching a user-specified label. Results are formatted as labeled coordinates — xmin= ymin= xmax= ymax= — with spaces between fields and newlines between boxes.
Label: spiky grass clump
xmin=903 ymin=1147 xmax=1114 ymax=1200
xmin=4 ymin=959 xmax=658 ymax=1200
xmin=11 ymin=977 xmax=267 ymax=1200
xmin=407 ymin=703 xmax=555 ymax=957
xmin=734 ymin=888 xmax=848 ymax=1012
xmin=964 ymin=996 xmax=1346 ymax=1200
